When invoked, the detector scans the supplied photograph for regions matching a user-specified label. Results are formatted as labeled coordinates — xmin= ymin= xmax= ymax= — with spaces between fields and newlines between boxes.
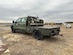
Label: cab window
xmin=16 ymin=18 xmax=22 ymax=23
xmin=21 ymin=17 xmax=27 ymax=24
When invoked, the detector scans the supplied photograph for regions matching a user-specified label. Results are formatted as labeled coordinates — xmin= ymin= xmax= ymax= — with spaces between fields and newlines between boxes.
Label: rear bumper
xmin=50 ymin=32 xmax=59 ymax=36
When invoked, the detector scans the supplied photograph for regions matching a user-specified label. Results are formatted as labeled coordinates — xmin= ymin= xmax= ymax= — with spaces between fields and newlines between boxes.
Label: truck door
xmin=21 ymin=17 xmax=27 ymax=32
xmin=14 ymin=18 xmax=22 ymax=29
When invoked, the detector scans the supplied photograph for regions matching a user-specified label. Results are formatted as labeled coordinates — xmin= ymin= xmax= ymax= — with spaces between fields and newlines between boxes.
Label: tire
xmin=11 ymin=26 xmax=16 ymax=33
xmin=33 ymin=30 xmax=43 ymax=40
xmin=11 ymin=28 xmax=16 ymax=33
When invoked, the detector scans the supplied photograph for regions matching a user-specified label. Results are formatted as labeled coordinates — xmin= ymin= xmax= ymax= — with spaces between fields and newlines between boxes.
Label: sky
xmin=0 ymin=0 xmax=73 ymax=23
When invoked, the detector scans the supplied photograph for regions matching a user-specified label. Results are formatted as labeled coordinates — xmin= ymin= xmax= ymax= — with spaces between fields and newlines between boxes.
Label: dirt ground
xmin=0 ymin=24 xmax=73 ymax=55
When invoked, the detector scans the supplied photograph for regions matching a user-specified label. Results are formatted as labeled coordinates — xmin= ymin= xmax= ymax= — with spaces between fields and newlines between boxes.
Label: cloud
xmin=0 ymin=0 xmax=73 ymax=23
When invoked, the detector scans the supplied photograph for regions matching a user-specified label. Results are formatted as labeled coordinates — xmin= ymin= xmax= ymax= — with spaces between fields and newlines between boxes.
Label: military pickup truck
xmin=11 ymin=16 xmax=60 ymax=40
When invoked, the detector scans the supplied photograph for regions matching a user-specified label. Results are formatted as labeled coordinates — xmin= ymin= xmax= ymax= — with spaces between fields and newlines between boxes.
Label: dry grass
xmin=0 ymin=24 xmax=73 ymax=55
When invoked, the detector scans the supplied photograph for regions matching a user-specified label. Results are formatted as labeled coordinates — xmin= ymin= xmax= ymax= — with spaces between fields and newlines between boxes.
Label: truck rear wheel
xmin=33 ymin=30 xmax=43 ymax=40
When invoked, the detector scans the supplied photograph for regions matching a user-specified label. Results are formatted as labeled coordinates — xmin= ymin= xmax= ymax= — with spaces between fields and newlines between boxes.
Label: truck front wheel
xmin=33 ymin=30 xmax=43 ymax=40
xmin=11 ymin=28 xmax=16 ymax=33
xmin=11 ymin=26 xmax=16 ymax=33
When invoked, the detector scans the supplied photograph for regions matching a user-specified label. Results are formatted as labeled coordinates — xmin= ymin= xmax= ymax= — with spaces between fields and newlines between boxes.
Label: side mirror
xmin=12 ymin=20 xmax=15 ymax=23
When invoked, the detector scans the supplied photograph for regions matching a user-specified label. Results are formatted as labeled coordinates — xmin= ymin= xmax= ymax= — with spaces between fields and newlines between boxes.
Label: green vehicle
xmin=11 ymin=16 xmax=60 ymax=40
